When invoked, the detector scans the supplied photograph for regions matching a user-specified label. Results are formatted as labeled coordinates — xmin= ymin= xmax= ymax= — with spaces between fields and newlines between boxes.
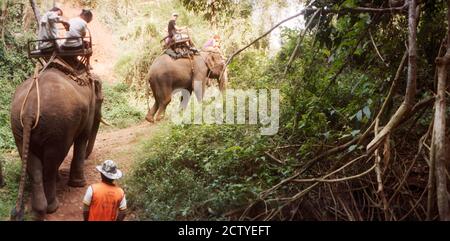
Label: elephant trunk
xmin=87 ymin=77 xmax=103 ymax=158
xmin=218 ymin=68 xmax=228 ymax=93
xmin=11 ymin=119 xmax=32 ymax=221
xmin=86 ymin=115 xmax=100 ymax=159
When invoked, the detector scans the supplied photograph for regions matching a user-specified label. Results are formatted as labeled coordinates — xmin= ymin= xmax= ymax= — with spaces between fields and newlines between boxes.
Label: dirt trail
xmin=46 ymin=123 xmax=154 ymax=221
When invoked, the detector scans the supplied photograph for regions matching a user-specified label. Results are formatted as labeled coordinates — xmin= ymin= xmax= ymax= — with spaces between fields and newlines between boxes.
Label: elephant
xmin=145 ymin=48 xmax=228 ymax=122
xmin=9 ymin=68 xmax=104 ymax=220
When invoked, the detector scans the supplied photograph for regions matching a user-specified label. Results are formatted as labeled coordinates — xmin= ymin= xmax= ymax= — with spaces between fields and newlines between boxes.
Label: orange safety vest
xmin=88 ymin=182 xmax=125 ymax=221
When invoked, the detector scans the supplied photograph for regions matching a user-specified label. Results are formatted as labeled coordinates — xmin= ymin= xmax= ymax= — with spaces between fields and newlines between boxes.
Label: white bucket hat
xmin=96 ymin=160 xmax=123 ymax=180
xmin=172 ymin=12 xmax=179 ymax=17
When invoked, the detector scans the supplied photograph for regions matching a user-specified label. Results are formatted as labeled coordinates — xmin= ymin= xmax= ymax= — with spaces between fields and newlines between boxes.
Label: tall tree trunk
xmin=432 ymin=0 xmax=450 ymax=221
xmin=29 ymin=0 xmax=40 ymax=25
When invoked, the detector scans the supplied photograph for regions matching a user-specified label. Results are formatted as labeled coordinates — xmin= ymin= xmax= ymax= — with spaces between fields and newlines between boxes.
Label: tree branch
xmin=284 ymin=9 xmax=321 ymax=75
xmin=223 ymin=3 xmax=409 ymax=71
xmin=367 ymin=2 xmax=419 ymax=152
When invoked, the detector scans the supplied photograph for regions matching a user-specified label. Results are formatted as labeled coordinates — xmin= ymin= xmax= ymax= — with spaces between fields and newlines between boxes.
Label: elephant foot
xmin=156 ymin=115 xmax=165 ymax=122
xmin=32 ymin=211 xmax=46 ymax=221
xmin=145 ymin=115 xmax=155 ymax=123
xmin=68 ymin=178 xmax=86 ymax=188
xmin=47 ymin=199 xmax=59 ymax=214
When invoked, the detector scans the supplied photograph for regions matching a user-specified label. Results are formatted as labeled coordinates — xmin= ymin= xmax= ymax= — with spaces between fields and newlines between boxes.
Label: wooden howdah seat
xmin=27 ymin=35 xmax=93 ymax=71
xmin=28 ymin=36 xmax=92 ymax=57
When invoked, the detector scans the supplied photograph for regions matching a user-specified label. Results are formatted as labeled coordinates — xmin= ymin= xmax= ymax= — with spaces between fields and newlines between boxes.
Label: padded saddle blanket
xmin=165 ymin=47 xmax=199 ymax=60
xmin=46 ymin=60 xmax=92 ymax=86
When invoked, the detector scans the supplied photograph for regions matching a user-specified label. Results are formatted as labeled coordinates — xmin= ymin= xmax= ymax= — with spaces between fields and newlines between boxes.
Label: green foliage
xmin=0 ymin=154 xmax=20 ymax=220
xmin=101 ymin=83 xmax=144 ymax=129
xmin=0 ymin=1 xmax=35 ymax=150
xmin=126 ymin=124 xmax=279 ymax=220
xmin=180 ymin=0 xmax=251 ymax=24
xmin=125 ymin=0 xmax=445 ymax=220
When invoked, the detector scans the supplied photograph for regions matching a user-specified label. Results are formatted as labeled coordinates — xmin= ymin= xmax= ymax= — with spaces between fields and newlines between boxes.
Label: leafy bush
xmin=0 ymin=154 xmax=20 ymax=220
xmin=101 ymin=83 xmax=144 ymax=128
xmin=0 ymin=1 xmax=35 ymax=151
xmin=126 ymin=123 xmax=279 ymax=220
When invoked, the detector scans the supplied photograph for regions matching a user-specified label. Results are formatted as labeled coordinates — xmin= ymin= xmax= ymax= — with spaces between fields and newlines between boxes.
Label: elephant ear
xmin=205 ymin=52 xmax=224 ymax=78
xmin=90 ymin=74 xmax=103 ymax=101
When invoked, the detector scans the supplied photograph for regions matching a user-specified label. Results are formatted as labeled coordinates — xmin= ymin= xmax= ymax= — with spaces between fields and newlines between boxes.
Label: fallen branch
xmin=357 ymin=50 xmax=408 ymax=146
xmin=264 ymin=155 xmax=373 ymax=220
xmin=374 ymin=118 xmax=390 ymax=220
xmin=388 ymin=122 xmax=432 ymax=206
xmin=292 ymin=164 xmax=376 ymax=183
xmin=298 ymin=136 xmax=359 ymax=173
xmin=265 ymin=151 xmax=284 ymax=165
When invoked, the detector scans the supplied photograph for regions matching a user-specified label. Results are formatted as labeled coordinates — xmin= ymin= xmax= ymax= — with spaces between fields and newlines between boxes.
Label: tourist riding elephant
xmin=145 ymin=48 xmax=228 ymax=122
xmin=10 ymin=68 xmax=105 ymax=220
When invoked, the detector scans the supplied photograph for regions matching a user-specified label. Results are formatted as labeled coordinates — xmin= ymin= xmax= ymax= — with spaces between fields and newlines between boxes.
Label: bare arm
xmin=117 ymin=209 xmax=127 ymax=221
xmin=60 ymin=20 xmax=70 ymax=31
xmin=83 ymin=204 xmax=90 ymax=221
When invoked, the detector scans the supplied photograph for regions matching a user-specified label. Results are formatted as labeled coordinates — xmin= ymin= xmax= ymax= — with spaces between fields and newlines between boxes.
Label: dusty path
xmin=45 ymin=123 xmax=155 ymax=221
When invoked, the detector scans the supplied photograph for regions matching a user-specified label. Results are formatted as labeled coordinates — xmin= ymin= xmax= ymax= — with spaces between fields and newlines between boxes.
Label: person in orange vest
xmin=82 ymin=160 xmax=127 ymax=221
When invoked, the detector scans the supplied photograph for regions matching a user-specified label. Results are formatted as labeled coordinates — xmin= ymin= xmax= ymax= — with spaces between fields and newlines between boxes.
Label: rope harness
xmin=19 ymin=52 xmax=57 ymax=130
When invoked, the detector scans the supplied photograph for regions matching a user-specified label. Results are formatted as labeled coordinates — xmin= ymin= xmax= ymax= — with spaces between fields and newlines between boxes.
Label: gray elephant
xmin=10 ymin=68 xmax=104 ymax=220
xmin=145 ymin=49 xmax=228 ymax=122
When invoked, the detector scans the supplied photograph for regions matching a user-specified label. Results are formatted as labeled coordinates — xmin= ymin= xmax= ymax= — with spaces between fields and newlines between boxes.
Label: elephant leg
xmin=193 ymin=80 xmax=206 ymax=102
xmin=42 ymin=156 xmax=59 ymax=214
xmin=27 ymin=152 xmax=47 ymax=220
xmin=156 ymin=96 xmax=171 ymax=121
xmin=145 ymin=100 xmax=159 ymax=123
xmin=68 ymin=138 xmax=87 ymax=187
xmin=179 ymin=89 xmax=192 ymax=111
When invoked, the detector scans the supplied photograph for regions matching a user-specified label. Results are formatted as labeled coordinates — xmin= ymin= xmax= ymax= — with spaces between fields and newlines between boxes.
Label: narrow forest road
xmin=42 ymin=3 xmax=154 ymax=221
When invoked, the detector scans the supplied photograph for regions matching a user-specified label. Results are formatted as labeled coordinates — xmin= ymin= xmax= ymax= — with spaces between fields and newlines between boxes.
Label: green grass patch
xmin=0 ymin=154 xmax=21 ymax=220
xmin=101 ymin=82 xmax=145 ymax=129
xmin=125 ymin=123 xmax=280 ymax=220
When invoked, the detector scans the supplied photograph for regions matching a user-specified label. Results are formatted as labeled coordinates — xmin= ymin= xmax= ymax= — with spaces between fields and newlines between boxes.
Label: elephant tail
xmin=10 ymin=118 xmax=33 ymax=221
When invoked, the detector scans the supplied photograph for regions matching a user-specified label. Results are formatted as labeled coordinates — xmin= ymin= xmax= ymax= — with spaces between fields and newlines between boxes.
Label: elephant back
xmin=46 ymin=61 xmax=93 ymax=86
